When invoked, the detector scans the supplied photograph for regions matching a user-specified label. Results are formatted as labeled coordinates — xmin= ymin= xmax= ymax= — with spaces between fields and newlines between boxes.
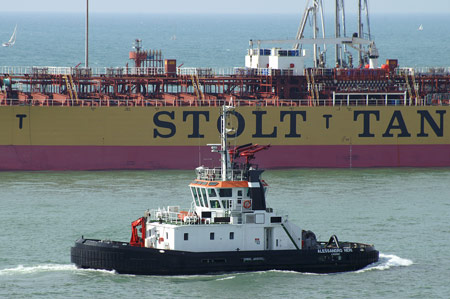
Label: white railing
xmin=148 ymin=207 xmax=191 ymax=225
xmin=332 ymin=92 xmax=408 ymax=106
xmin=195 ymin=167 xmax=246 ymax=181
xmin=147 ymin=207 xmax=204 ymax=225
xmin=1 ymin=97 xmax=448 ymax=107
xmin=0 ymin=66 xmax=166 ymax=77
xmin=399 ymin=67 xmax=450 ymax=76
xmin=3 ymin=65 xmax=450 ymax=78
xmin=234 ymin=67 xmax=303 ymax=76
xmin=1 ymin=65 xmax=307 ymax=77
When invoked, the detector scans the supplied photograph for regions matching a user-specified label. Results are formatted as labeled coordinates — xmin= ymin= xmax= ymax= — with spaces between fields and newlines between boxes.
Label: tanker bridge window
xmin=219 ymin=188 xmax=232 ymax=197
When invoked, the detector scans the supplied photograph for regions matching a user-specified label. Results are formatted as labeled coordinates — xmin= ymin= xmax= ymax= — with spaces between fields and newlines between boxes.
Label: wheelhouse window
xmin=191 ymin=187 xmax=201 ymax=207
xmin=237 ymin=190 xmax=242 ymax=197
xmin=208 ymin=188 xmax=217 ymax=197
xmin=184 ymin=233 xmax=189 ymax=241
xmin=219 ymin=188 xmax=232 ymax=197
xmin=210 ymin=200 xmax=221 ymax=209
xmin=210 ymin=232 xmax=215 ymax=240
xmin=229 ymin=232 xmax=234 ymax=240
xmin=221 ymin=199 xmax=232 ymax=209
xmin=201 ymin=188 xmax=209 ymax=207
xmin=195 ymin=187 xmax=204 ymax=207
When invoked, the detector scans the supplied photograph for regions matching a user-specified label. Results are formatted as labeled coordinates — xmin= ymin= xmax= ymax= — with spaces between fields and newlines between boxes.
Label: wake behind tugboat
xmin=71 ymin=105 xmax=379 ymax=275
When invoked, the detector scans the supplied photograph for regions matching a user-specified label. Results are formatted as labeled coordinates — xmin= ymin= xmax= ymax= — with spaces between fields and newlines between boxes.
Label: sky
xmin=2 ymin=0 xmax=450 ymax=14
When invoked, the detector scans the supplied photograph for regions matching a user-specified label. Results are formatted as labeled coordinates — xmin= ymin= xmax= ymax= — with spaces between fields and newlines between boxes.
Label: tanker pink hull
xmin=1 ymin=145 xmax=449 ymax=171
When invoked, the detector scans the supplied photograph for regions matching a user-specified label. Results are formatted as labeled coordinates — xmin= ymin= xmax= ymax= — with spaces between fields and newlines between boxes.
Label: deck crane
xmin=358 ymin=0 xmax=372 ymax=66
xmin=292 ymin=0 xmax=373 ymax=68
xmin=294 ymin=0 xmax=326 ymax=68
xmin=335 ymin=0 xmax=347 ymax=67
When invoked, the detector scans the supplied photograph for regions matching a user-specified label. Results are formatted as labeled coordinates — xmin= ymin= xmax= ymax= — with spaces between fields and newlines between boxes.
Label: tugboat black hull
xmin=71 ymin=238 xmax=379 ymax=275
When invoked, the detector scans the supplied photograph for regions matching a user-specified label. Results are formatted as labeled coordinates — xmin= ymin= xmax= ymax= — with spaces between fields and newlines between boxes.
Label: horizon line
xmin=1 ymin=11 xmax=450 ymax=15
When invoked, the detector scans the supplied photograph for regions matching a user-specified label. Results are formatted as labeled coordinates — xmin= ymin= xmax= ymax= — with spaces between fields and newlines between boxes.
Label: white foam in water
xmin=0 ymin=264 xmax=117 ymax=276
xmin=215 ymin=275 xmax=236 ymax=281
xmin=266 ymin=269 xmax=324 ymax=275
xmin=356 ymin=253 xmax=413 ymax=273
xmin=0 ymin=264 xmax=76 ymax=276
xmin=0 ymin=254 xmax=410 ymax=277
xmin=79 ymin=268 xmax=117 ymax=275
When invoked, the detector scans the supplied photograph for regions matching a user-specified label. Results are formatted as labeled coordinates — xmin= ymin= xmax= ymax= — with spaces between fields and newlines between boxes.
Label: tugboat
xmin=71 ymin=105 xmax=379 ymax=275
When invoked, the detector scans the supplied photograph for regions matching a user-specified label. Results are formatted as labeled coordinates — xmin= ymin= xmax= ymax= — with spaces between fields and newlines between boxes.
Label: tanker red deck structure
xmin=1 ymin=48 xmax=449 ymax=107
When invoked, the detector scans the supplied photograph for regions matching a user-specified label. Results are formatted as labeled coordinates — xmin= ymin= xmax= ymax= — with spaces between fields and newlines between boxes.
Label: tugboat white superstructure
xmin=71 ymin=105 xmax=379 ymax=275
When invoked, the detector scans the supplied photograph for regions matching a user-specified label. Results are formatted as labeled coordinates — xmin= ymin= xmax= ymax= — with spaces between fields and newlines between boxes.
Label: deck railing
xmin=195 ymin=167 xmax=247 ymax=181
xmin=0 ymin=96 xmax=448 ymax=107
xmin=399 ymin=67 xmax=450 ymax=76
xmin=0 ymin=66 xmax=167 ymax=77
xmin=146 ymin=206 xmax=285 ymax=226
xmin=2 ymin=65 xmax=450 ymax=78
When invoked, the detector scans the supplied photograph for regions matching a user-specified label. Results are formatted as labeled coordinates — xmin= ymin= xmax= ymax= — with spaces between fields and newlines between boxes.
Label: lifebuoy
xmin=243 ymin=200 xmax=251 ymax=209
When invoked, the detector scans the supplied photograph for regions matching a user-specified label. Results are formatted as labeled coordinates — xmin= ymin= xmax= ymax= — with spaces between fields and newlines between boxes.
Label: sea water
xmin=0 ymin=12 xmax=450 ymax=298
xmin=0 ymin=13 xmax=450 ymax=68
xmin=0 ymin=169 xmax=449 ymax=298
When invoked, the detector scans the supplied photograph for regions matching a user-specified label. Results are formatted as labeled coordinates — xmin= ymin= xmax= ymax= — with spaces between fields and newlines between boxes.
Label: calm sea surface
xmin=0 ymin=12 xmax=450 ymax=299
xmin=1 ymin=169 xmax=450 ymax=298
xmin=0 ymin=13 xmax=450 ymax=68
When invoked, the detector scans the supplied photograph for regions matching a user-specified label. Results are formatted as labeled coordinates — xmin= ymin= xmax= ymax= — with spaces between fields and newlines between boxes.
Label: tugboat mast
xmin=220 ymin=105 xmax=234 ymax=181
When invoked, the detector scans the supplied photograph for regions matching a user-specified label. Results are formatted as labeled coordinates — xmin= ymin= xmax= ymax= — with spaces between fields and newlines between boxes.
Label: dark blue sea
xmin=1 ymin=12 xmax=450 ymax=298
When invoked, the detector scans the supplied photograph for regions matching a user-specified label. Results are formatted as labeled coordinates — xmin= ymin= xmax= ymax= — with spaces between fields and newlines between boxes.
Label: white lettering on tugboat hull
xmin=318 ymin=248 xmax=353 ymax=254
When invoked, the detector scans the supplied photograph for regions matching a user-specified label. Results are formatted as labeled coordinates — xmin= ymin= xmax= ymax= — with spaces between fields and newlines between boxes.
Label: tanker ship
xmin=1 ymin=0 xmax=450 ymax=171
